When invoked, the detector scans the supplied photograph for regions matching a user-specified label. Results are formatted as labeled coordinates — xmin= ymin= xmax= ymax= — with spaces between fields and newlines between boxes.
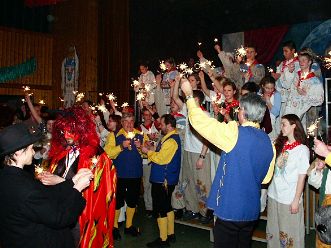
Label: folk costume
xmin=147 ymin=129 xmax=181 ymax=245
xmin=185 ymin=98 xmax=275 ymax=247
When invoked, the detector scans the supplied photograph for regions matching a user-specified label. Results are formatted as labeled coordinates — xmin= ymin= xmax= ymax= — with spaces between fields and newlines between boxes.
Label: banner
xmin=0 ymin=58 xmax=36 ymax=83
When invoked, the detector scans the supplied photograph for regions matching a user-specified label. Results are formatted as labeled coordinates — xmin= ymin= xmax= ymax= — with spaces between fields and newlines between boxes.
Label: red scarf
xmin=297 ymin=71 xmax=315 ymax=87
xmin=282 ymin=141 xmax=301 ymax=153
xmin=224 ymin=99 xmax=239 ymax=114
xmin=171 ymin=112 xmax=185 ymax=118
xmin=247 ymin=60 xmax=258 ymax=80
xmin=281 ymin=57 xmax=298 ymax=73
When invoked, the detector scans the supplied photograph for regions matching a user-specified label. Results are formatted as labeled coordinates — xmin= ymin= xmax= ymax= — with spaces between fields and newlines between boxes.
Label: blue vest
xmin=150 ymin=134 xmax=181 ymax=185
xmin=207 ymin=126 xmax=273 ymax=221
xmin=113 ymin=131 xmax=143 ymax=178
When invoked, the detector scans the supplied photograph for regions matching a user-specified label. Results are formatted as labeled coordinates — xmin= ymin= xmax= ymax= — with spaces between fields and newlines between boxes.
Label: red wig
xmin=48 ymin=106 xmax=100 ymax=159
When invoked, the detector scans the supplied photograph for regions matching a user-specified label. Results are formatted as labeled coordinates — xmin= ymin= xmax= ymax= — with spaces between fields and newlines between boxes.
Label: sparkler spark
xmin=235 ymin=45 xmax=246 ymax=57
xmin=179 ymin=63 xmax=188 ymax=71
xmin=121 ymin=102 xmax=129 ymax=108
xmin=267 ymin=67 xmax=274 ymax=73
xmin=97 ymin=104 xmax=107 ymax=113
xmin=127 ymin=131 xmax=135 ymax=139
xmin=198 ymin=42 xmax=202 ymax=46
xmin=22 ymin=86 xmax=30 ymax=91
xmin=59 ymin=97 xmax=64 ymax=102
xmin=38 ymin=100 xmax=46 ymax=105
xmin=159 ymin=61 xmax=167 ymax=71
xmin=75 ymin=92 xmax=85 ymax=102
xmin=131 ymin=79 xmax=140 ymax=88
xmin=214 ymin=38 xmax=218 ymax=43
xmin=307 ymin=117 xmax=323 ymax=138
xmin=107 ymin=93 xmax=116 ymax=101
xmin=136 ymin=92 xmax=145 ymax=101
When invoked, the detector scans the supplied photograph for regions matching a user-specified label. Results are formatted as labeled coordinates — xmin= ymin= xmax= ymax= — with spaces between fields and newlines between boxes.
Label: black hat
xmin=315 ymin=205 xmax=331 ymax=244
xmin=0 ymin=123 xmax=42 ymax=157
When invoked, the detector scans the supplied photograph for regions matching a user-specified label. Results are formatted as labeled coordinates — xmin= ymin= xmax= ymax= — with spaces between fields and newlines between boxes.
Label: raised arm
xmin=25 ymin=93 xmax=42 ymax=124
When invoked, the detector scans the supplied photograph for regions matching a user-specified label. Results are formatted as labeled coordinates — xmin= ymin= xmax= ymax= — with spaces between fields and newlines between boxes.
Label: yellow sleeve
xmin=186 ymin=98 xmax=238 ymax=153
xmin=325 ymin=153 xmax=331 ymax=166
xmin=147 ymin=138 xmax=178 ymax=165
xmin=262 ymin=144 xmax=276 ymax=184
xmin=104 ymin=132 xmax=122 ymax=159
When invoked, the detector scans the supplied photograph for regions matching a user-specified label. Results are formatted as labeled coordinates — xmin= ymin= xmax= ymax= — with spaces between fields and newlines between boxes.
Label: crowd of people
xmin=0 ymin=40 xmax=329 ymax=248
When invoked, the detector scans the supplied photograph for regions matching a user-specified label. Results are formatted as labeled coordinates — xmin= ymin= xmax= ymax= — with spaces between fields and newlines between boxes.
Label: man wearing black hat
xmin=0 ymin=123 xmax=93 ymax=248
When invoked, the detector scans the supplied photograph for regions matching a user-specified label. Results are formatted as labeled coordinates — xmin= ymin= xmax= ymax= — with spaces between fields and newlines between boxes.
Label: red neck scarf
xmin=224 ymin=99 xmax=239 ymax=114
xmin=282 ymin=140 xmax=301 ymax=153
xmin=297 ymin=71 xmax=315 ymax=87
xmin=247 ymin=60 xmax=258 ymax=80
xmin=281 ymin=57 xmax=298 ymax=73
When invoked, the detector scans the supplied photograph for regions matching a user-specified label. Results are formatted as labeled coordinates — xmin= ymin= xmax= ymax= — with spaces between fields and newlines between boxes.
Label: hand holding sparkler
xmin=126 ymin=131 xmax=135 ymax=150
xmin=314 ymin=138 xmax=330 ymax=158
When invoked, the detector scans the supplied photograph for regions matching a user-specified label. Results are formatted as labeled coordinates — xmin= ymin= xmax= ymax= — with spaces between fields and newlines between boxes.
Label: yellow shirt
xmin=147 ymin=130 xmax=179 ymax=165
xmin=186 ymin=98 xmax=275 ymax=184
xmin=104 ymin=128 xmax=148 ymax=159
xmin=325 ymin=153 xmax=331 ymax=166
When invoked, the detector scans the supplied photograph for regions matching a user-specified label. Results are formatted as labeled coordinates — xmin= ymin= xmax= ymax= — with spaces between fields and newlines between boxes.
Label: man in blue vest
xmin=104 ymin=113 xmax=145 ymax=240
xmin=181 ymin=79 xmax=275 ymax=248
xmin=142 ymin=114 xmax=181 ymax=248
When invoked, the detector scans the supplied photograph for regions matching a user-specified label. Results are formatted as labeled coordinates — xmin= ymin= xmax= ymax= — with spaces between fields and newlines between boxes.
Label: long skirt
xmin=266 ymin=197 xmax=305 ymax=248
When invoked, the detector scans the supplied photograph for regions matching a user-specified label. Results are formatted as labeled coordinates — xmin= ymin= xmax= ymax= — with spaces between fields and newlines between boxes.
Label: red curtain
xmin=25 ymin=0 xmax=65 ymax=7
xmin=244 ymin=25 xmax=289 ymax=64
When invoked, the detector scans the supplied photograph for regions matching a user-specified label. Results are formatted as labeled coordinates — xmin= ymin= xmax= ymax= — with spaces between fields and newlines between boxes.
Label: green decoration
xmin=0 ymin=58 xmax=37 ymax=83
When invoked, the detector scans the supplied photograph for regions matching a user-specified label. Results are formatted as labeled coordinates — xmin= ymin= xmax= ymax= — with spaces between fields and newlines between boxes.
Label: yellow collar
xmin=241 ymin=121 xmax=260 ymax=129
xmin=116 ymin=128 xmax=141 ymax=137
xmin=161 ymin=129 xmax=178 ymax=143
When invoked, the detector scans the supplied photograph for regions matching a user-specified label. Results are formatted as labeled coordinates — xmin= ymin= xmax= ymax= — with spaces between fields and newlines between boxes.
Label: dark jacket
xmin=0 ymin=166 xmax=86 ymax=248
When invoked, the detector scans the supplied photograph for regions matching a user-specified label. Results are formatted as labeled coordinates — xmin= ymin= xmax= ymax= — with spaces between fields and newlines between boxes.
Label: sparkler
xmin=144 ymin=84 xmax=152 ymax=92
xmin=131 ymin=79 xmax=140 ymax=88
xmin=235 ymin=45 xmax=246 ymax=57
xmin=126 ymin=131 xmax=135 ymax=150
xmin=307 ymin=117 xmax=323 ymax=141
xmin=97 ymin=104 xmax=107 ymax=113
xmin=267 ymin=67 xmax=274 ymax=73
xmin=34 ymin=164 xmax=44 ymax=175
xmin=178 ymin=63 xmax=188 ymax=71
xmin=22 ymin=85 xmax=33 ymax=96
xmin=107 ymin=93 xmax=116 ymax=101
xmin=90 ymin=156 xmax=98 ymax=171
xmin=59 ymin=97 xmax=64 ymax=102
xmin=136 ymin=92 xmax=145 ymax=101
xmin=159 ymin=61 xmax=167 ymax=72
xmin=121 ymin=102 xmax=129 ymax=108
xmin=214 ymin=38 xmax=218 ymax=43
xmin=75 ymin=92 xmax=85 ymax=102
xmin=38 ymin=100 xmax=46 ymax=105
xmin=294 ymin=52 xmax=298 ymax=58
xmin=198 ymin=42 xmax=202 ymax=46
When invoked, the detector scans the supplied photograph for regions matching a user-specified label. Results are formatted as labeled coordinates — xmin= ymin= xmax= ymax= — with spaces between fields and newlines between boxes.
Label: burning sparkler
xmin=136 ymin=92 xmax=145 ymax=101
xmin=235 ymin=45 xmax=246 ymax=57
xmin=75 ymin=92 xmax=85 ymax=102
xmin=90 ymin=156 xmax=98 ymax=170
xmin=131 ymin=79 xmax=140 ymax=88
xmin=126 ymin=131 xmax=135 ymax=150
xmin=97 ymin=104 xmax=107 ymax=113
xmin=121 ymin=102 xmax=129 ymax=108
xmin=39 ymin=100 xmax=46 ymax=105
xmin=307 ymin=117 xmax=323 ymax=140
xmin=267 ymin=67 xmax=274 ymax=73
xmin=159 ymin=61 xmax=167 ymax=72
xmin=107 ymin=93 xmax=116 ymax=101
xmin=214 ymin=38 xmax=218 ymax=43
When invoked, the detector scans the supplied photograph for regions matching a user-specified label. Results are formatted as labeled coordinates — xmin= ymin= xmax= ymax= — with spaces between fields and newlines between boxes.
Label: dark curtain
xmin=244 ymin=25 xmax=289 ymax=64
xmin=98 ymin=0 xmax=130 ymax=104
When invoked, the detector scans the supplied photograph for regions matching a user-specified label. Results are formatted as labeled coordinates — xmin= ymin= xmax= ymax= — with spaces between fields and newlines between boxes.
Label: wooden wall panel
xmin=0 ymin=27 xmax=53 ymax=86
xmin=52 ymin=0 xmax=99 ymax=108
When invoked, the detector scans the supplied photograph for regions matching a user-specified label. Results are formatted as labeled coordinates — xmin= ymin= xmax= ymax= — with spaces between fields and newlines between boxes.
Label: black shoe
xmin=200 ymin=215 xmax=213 ymax=225
xmin=182 ymin=211 xmax=200 ymax=221
xmin=174 ymin=209 xmax=183 ymax=220
xmin=146 ymin=238 xmax=170 ymax=247
xmin=113 ymin=228 xmax=121 ymax=240
xmin=146 ymin=210 xmax=153 ymax=218
xmin=167 ymin=234 xmax=176 ymax=243
xmin=124 ymin=226 xmax=141 ymax=236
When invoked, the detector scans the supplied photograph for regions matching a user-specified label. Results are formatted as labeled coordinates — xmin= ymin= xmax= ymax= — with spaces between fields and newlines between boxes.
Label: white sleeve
xmin=308 ymin=167 xmax=322 ymax=189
